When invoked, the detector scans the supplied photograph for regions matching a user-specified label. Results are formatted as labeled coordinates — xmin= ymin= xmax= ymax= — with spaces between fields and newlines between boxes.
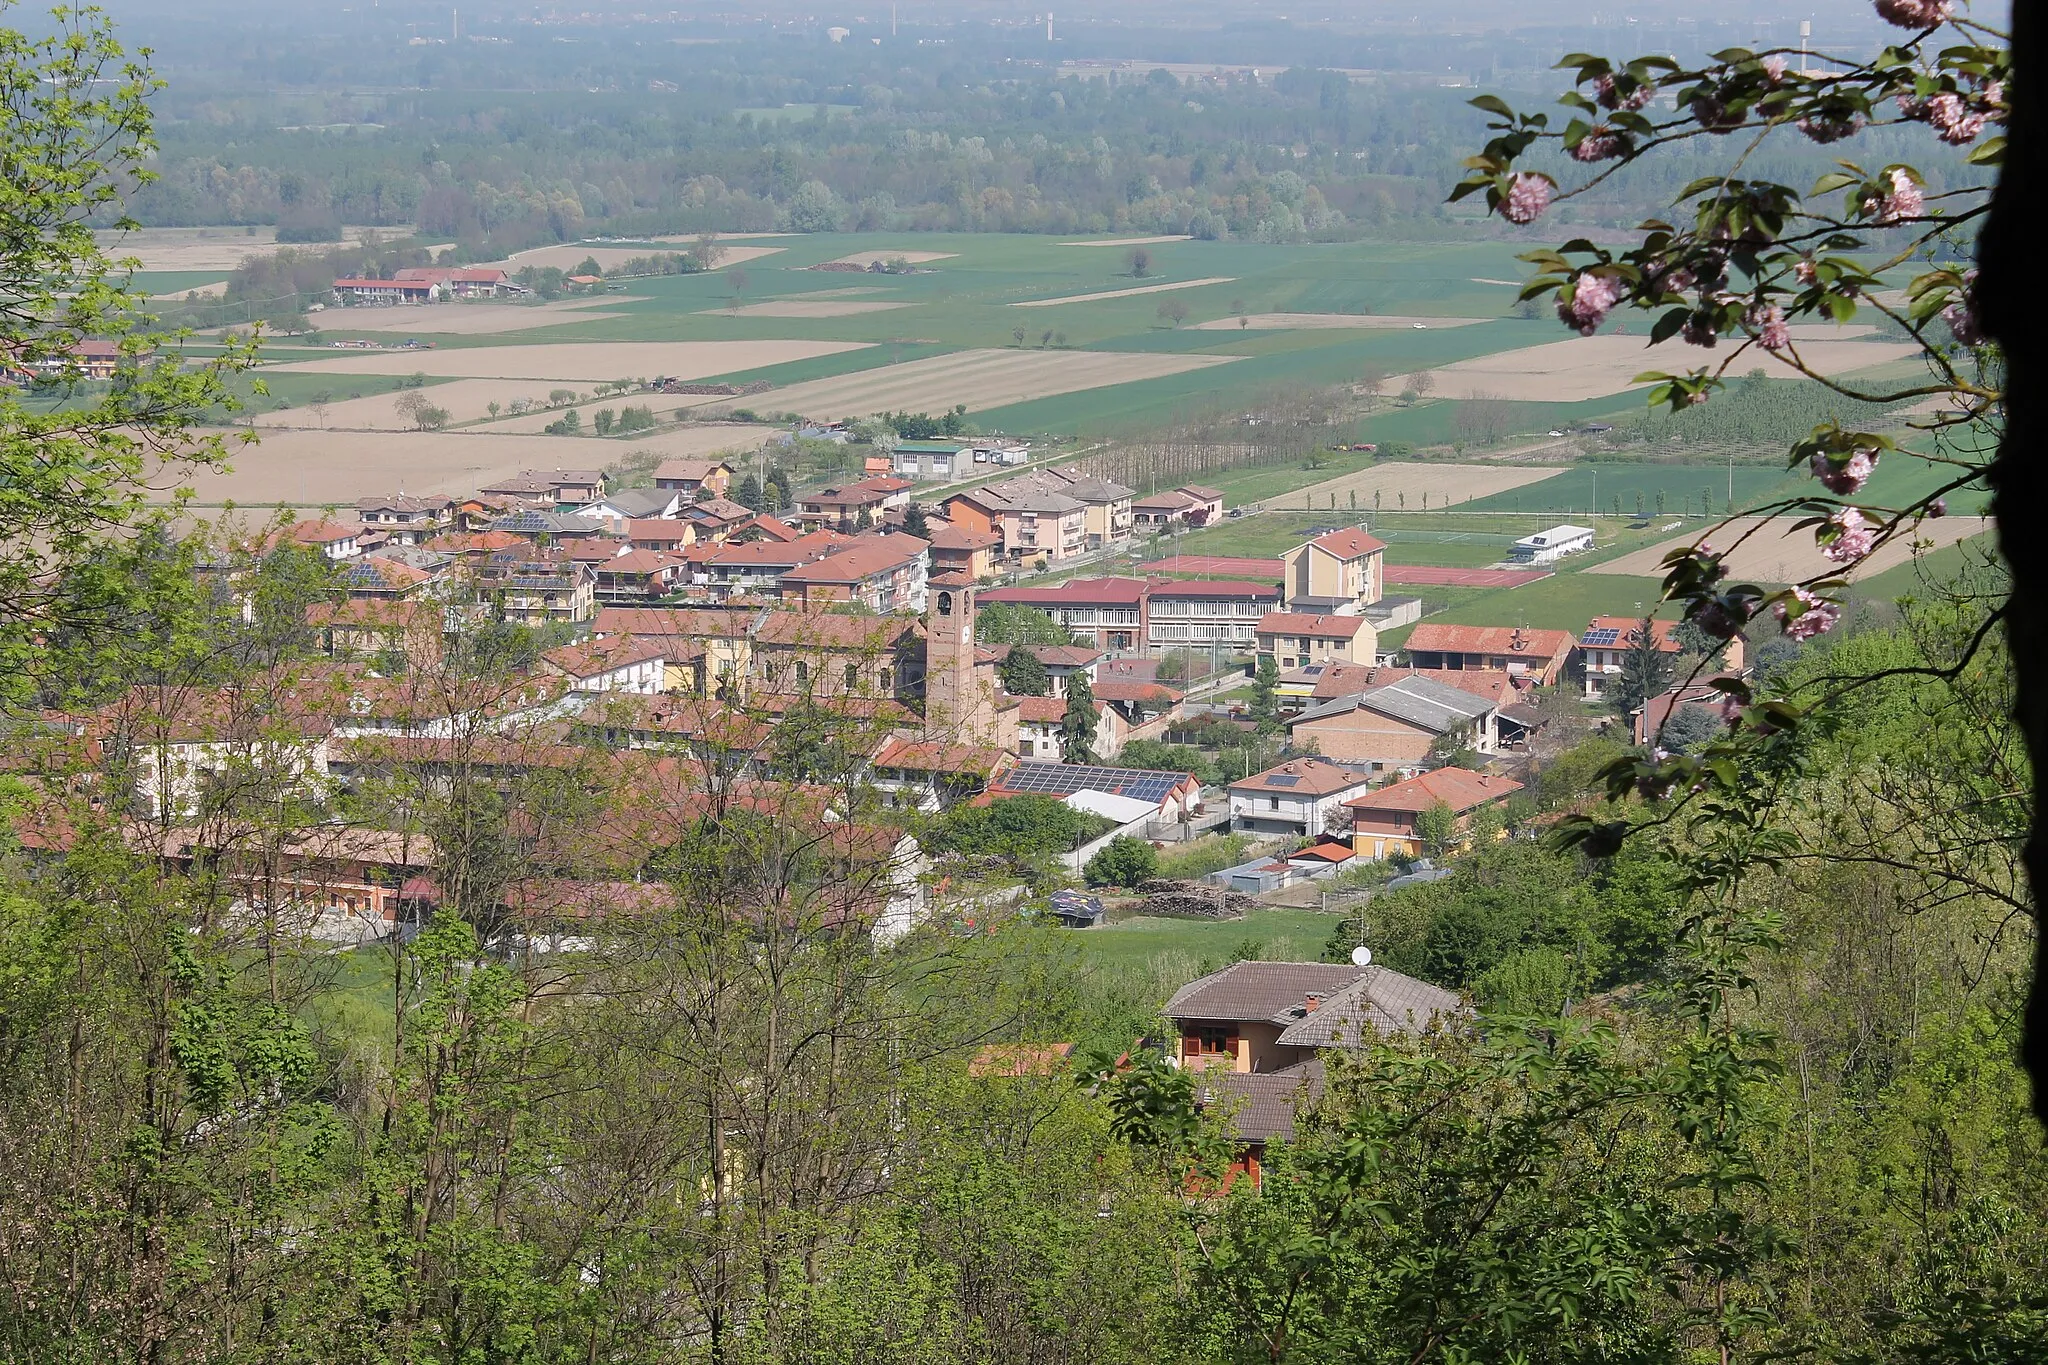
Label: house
xmin=891 ymin=440 xmax=974 ymax=481
xmin=540 ymin=637 xmax=667 ymax=695
xmin=797 ymin=483 xmax=891 ymax=532
xmin=677 ymin=497 xmax=760 ymax=542
xmin=1228 ymin=757 xmax=1375 ymax=838
xmin=590 ymin=549 xmax=689 ymax=604
xmin=285 ymin=521 xmax=364 ymax=561
xmin=308 ymin=600 xmax=448 ymax=665
xmin=1132 ymin=484 xmax=1226 ymax=530
xmin=1578 ymin=616 xmax=1744 ymax=700
xmin=391 ymin=266 xmax=511 ymax=298
xmin=356 ymin=494 xmax=453 ymax=542
xmin=1255 ymin=612 xmax=1376 ymax=671
xmin=575 ymin=487 xmax=684 ymax=526
xmin=983 ymin=578 xmax=1148 ymax=655
xmin=1147 ymin=580 xmax=1278 ymax=657
xmin=1052 ymin=476 xmax=1136 ymax=549
xmin=1013 ymin=694 xmax=1069 ymax=760
xmin=1023 ymin=644 xmax=1105 ymax=697
xmin=1346 ymin=766 xmax=1524 ymax=861
xmin=624 ymin=519 xmax=695 ymax=554
xmin=999 ymin=492 xmax=1090 ymax=564
xmin=480 ymin=469 xmax=605 ymax=508
xmin=1509 ymin=524 xmax=1596 ymax=564
xmin=115 ymin=686 xmax=335 ymax=822
xmin=925 ymin=520 xmax=1001 ymax=580
xmin=336 ymin=556 xmax=440 ymax=601
xmin=775 ymin=533 xmax=930 ymax=614
xmin=868 ymin=737 xmax=1014 ymax=811
xmin=987 ymin=761 xmax=1203 ymax=823
xmin=751 ymin=612 xmax=925 ymax=701
xmin=1280 ymin=527 xmax=1386 ymax=613
xmin=1633 ymin=676 xmax=1744 ymax=746
xmin=1403 ymin=624 xmax=1575 ymax=686
xmin=1166 ymin=960 xmax=1463 ymax=1188
xmin=949 ymin=469 xmax=1134 ymax=556
xmin=1286 ymin=675 xmax=1502 ymax=772
xmin=592 ymin=606 xmax=760 ymax=696
xmin=489 ymin=509 xmax=609 ymax=541
xmin=701 ymin=531 xmax=851 ymax=598
xmin=331 ymin=278 xmax=435 ymax=305
xmin=473 ymin=551 xmax=595 ymax=624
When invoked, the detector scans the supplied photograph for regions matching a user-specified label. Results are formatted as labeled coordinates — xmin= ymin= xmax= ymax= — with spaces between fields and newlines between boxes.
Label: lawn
xmin=1073 ymin=907 xmax=1346 ymax=979
xmin=1378 ymin=569 xmax=1682 ymax=647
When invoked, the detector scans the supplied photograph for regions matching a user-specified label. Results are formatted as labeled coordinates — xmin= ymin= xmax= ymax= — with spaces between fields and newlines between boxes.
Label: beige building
xmin=1280 ymin=527 xmax=1386 ymax=613
xmin=1255 ymin=612 xmax=1377 ymax=671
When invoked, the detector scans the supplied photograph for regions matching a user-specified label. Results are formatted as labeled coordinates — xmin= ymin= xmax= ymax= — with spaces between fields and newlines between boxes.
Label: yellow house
xmin=1255 ymin=612 xmax=1377 ymax=671
xmin=1280 ymin=527 xmax=1386 ymax=612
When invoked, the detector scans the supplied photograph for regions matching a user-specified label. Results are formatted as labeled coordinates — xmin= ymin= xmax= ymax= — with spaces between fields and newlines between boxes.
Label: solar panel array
xmin=1265 ymin=775 xmax=1300 ymax=787
xmin=1581 ymin=627 xmax=1621 ymax=646
xmin=994 ymin=761 xmax=1186 ymax=803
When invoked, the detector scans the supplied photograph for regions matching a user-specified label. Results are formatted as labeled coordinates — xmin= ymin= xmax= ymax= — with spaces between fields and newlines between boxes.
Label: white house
xmin=1508 ymin=524 xmax=1595 ymax=565
xmin=540 ymin=638 xmax=667 ymax=695
xmin=1227 ymin=757 xmax=1376 ymax=839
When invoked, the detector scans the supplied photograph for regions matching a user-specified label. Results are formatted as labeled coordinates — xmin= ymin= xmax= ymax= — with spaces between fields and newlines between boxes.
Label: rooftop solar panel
xmin=1582 ymin=628 xmax=1621 ymax=646
xmin=993 ymin=761 xmax=1186 ymax=803
xmin=1265 ymin=775 xmax=1300 ymax=787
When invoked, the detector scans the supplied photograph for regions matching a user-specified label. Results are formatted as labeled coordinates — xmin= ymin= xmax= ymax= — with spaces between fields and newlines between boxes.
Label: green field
xmin=1074 ymin=907 xmax=1345 ymax=978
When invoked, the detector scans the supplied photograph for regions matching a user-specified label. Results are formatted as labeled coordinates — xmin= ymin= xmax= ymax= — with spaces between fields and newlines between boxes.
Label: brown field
xmin=1059 ymin=235 xmax=1194 ymax=247
xmin=694 ymin=347 xmax=1241 ymax=419
xmin=1012 ymin=277 xmax=1236 ymax=307
xmin=1190 ymin=313 xmax=1490 ymax=331
xmin=817 ymin=250 xmax=956 ymax=267
xmin=1587 ymin=514 xmax=1992 ymax=584
xmin=166 ymin=422 xmax=781 ymax=507
xmin=98 ymin=226 xmax=418 ymax=272
xmin=492 ymin=243 xmax=784 ymax=272
xmin=318 ymin=297 xmax=642 ymax=336
xmin=150 ymin=279 xmax=230 ymax=300
xmin=1390 ymin=332 xmax=1919 ymax=402
xmin=700 ymin=299 xmax=911 ymax=318
xmin=264 ymin=339 xmax=871 ymax=382
xmin=1284 ymin=461 xmax=1570 ymax=511
xmin=253 ymin=379 xmax=604 ymax=431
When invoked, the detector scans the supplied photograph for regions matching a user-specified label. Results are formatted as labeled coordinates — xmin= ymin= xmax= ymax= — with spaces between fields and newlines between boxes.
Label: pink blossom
xmin=1824 ymin=507 xmax=1878 ymax=564
xmin=1945 ymin=301 xmax=1985 ymax=346
xmin=1875 ymin=0 xmax=1953 ymax=27
xmin=1861 ymin=168 xmax=1924 ymax=225
xmin=1799 ymin=112 xmax=1864 ymax=143
xmin=1692 ymin=597 xmax=1751 ymax=639
xmin=1982 ymin=79 xmax=2005 ymax=110
xmin=1558 ymin=273 xmax=1620 ymax=336
xmin=1896 ymin=94 xmax=1927 ymax=119
xmin=1924 ymin=91 xmax=1988 ymax=144
xmin=1748 ymin=303 xmax=1791 ymax=350
xmin=1571 ymin=129 xmax=1626 ymax=162
xmin=1682 ymin=315 xmax=1718 ymax=348
xmin=1794 ymin=259 xmax=1818 ymax=285
xmin=1683 ymin=390 xmax=1710 ymax=407
xmin=1595 ymin=74 xmax=1653 ymax=112
xmin=1719 ymin=695 xmax=1746 ymax=728
xmin=1930 ymin=497 xmax=1948 ymax=518
xmin=1690 ymin=92 xmax=1744 ymax=132
xmin=1762 ymin=56 xmax=1790 ymax=84
xmin=1776 ymin=588 xmax=1841 ymax=641
xmin=1810 ymin=447 xmax=1877 ymax=494
xmin=1499 ymin=173 xmax=1552 ymax=225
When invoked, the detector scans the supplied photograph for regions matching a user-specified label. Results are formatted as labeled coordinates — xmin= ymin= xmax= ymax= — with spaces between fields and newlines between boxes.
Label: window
xmin=794 ymin=661 xmax=810 ymax=687
xmin=1268 ymin=796 xmax=1282 ymax=810
xmin=844 ymin=664 xmax=859 ymax=691
xmin=1191 ymin=1026 xmax=1234 ymax=1056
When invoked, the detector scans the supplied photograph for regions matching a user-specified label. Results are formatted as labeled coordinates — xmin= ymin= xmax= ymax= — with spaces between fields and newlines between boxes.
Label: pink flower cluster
xmin=1682 ymin=314 xmax=1719 ymax=348
xmin=1558 ymin=273 xmax=1620 ymax=336
xmin=1944 ymin=268 xmax=1984 ymax=345
xmin=1571 ymin=129 xmax=1627 ymax=162
xmin=1595 ymin=74 xmax=1653 ymax=112
xmin=1824 ymin=507 xmax=1878 ymax=564
xmin=1499 ymin=173 xmax=1552 ymax=225
xmin=1762 ymin=56 xmax=1790 ymax=85
xmin=1922 ymin=91 xmax=1988 ymax=145
xmin=1861 ymin=168 xmax=1923 ymax=225
xmin=1776 ymin=588 xmax=1842 ymax=641
xmin=1691 ymin=92 xmax=1744 ymax=133
xmin=1810 ymin=447 xmax=1877 ymax=494
xmin=1748 ymin=303 xmax=1792 ymax=350
xmin=1875 ymin=0 xmax=1953 ymax=27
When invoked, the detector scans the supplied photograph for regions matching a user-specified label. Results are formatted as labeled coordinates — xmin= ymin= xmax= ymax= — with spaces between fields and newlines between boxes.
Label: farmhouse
xmin=1228 ymin=757 xmax=1375 ymax=838
xmin=1255 ymin=612 xmax=1376 ymax=671
xmin=1286 ymin=675 xmax=1502 ymax=771
xmin=390 ymin=266 xmax=512 ymax=298
xmin=1280 ymin=526 xmax=1386 ymax=613
xmin=1510 ymin=524 xmax=1596 ymax=564
xmin=332 ymin=278 xmax=436 ymax=305
xmin=1346 ymin=766 xmax=1523 ymax=861
xmin=1403 ymin=624 xmax=1575 ymax=686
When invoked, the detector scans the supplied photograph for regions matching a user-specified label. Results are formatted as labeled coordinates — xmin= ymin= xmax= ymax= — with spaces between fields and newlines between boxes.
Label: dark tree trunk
xmin=1980 ymin=0 xmax=2046 ymax=1131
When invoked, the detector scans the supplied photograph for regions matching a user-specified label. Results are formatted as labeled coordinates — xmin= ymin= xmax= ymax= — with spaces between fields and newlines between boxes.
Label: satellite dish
xmin=1350 ymin=945 xmax=1373 ymax=967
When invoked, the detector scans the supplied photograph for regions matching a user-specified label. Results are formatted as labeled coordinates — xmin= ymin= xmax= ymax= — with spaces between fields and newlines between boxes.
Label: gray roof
xmin=1196 ymin=1062 xmax=1322 ymax=1143
xmin=490 ymin=510 xmax=596 ymax=536
xmin=1165 ymin=961 xmax=1369 ymax=1023
xmin=1060 ymin=477 xmax=1136 ymax=502
xmin=1007 ymin=492 xmax=1086 ymax=514
xmin=1273 ymin=967 xmax=1465 ymax=1046
xmin=1294 ymin=675 xmax=1496 ymax=732
xmin=605 ymin=488 xmax=678 ymax=518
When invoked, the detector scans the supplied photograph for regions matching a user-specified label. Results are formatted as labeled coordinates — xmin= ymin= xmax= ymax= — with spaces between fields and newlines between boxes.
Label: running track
xmin=1384 ymin=565 xmax=1552 ymax=588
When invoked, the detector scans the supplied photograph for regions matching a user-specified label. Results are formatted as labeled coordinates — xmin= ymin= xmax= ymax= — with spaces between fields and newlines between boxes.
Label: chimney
xmin=1304 ymin=992 xmax=1323 ymax=1013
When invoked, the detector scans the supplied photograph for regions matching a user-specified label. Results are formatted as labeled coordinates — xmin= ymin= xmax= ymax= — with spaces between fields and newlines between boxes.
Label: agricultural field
xmin=1189 ymin=313 xmax=1489 ymax=331
xmin=1589 ymin=514 xmax=1993 ymax=585
xmin=489 ymin=243 xmax=785 ymax=272
xmin=266 ymin=340 xmax=870 ymax=382
xmin=331 ymin=298 xmax=644 ymax=336
xmin=1281 ymin=461 xmax=1567 ymax=513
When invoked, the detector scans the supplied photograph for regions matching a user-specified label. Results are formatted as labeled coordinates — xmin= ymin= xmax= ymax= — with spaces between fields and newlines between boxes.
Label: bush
xmin=1154 ymin=834 xmax=1249 ymax=880
xmin=1084 ymin=836 xmax=1159 ymax=888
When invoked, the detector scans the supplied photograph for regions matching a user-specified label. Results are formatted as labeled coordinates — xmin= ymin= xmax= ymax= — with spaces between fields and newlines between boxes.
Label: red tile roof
xmin=1403 ymin=624 xmax=1575 ymax=660
xmin=1229 ymin=757 xmax=1370 ymax=796
xmin=1148 ymin=578 xmax=1279 ymax=600
xmin=1257 ymin=612 xmax=1370 ymax=640
xmin=1307 ymin=527 xmax=1387 ymax=559
xmin=983 ymin=576 xmax=1148 ymax=607
xmin=778 ymin=533 xmax=928 ymax=583
xmin=1581 ymin=616 xmax=1682 ymax=651
xmin=1013 ymin=695 xmax=1066 ymax=723
xmin=541 ymin=637 xmax=666 ymax=679
xmin=1346 ymin=766 xmax=1523 ymax=814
